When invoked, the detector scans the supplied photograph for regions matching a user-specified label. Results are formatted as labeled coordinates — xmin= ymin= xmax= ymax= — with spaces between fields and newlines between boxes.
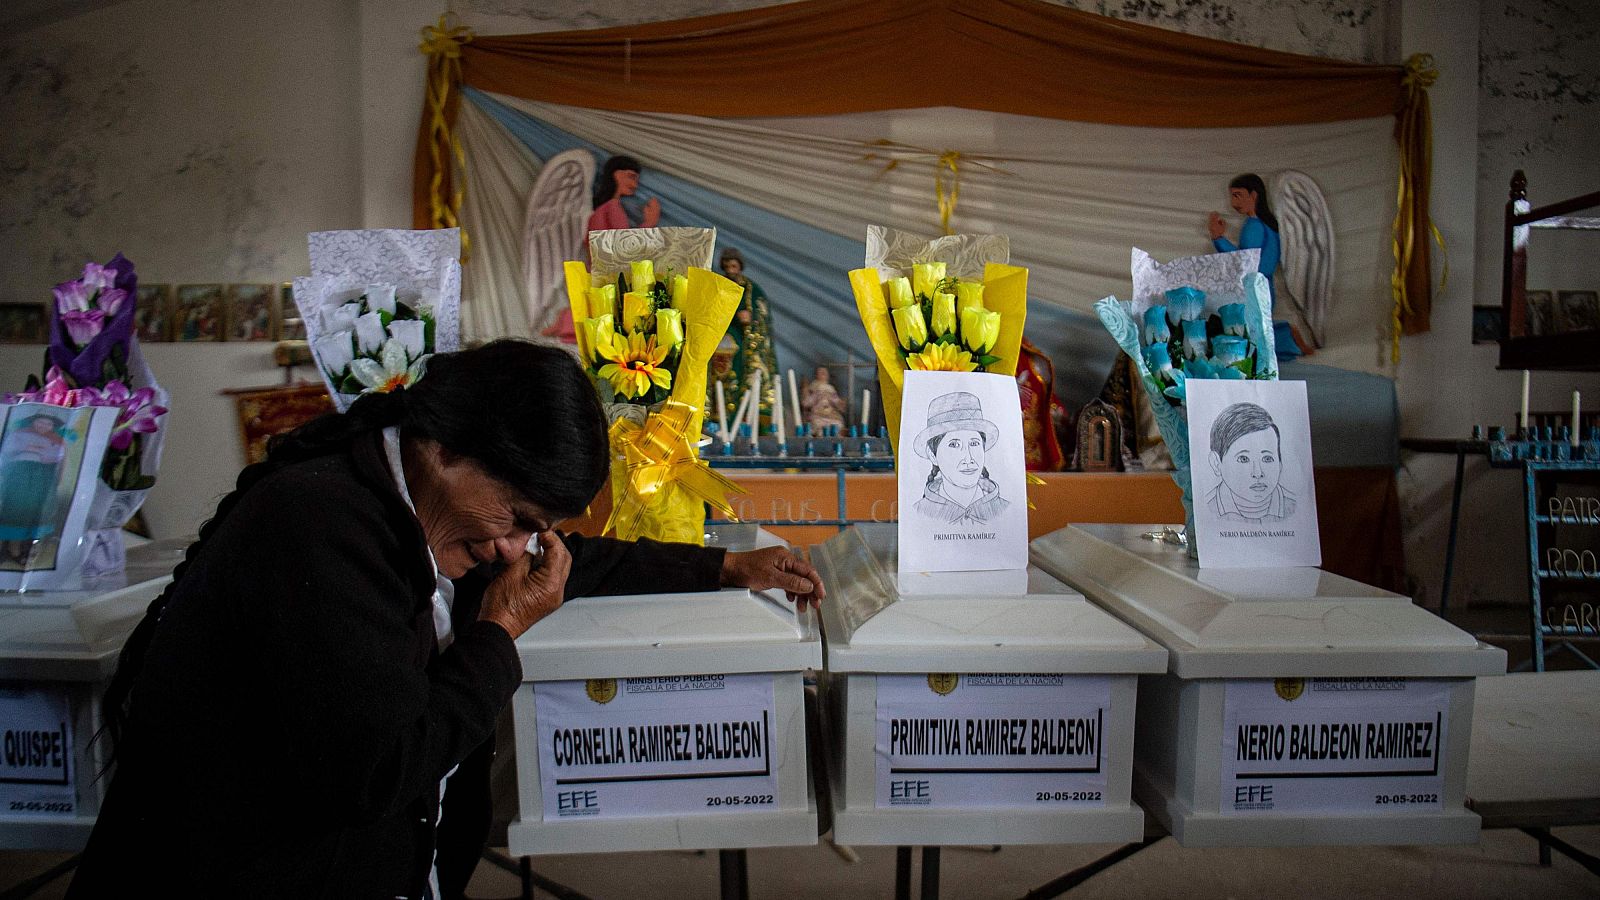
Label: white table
xmin=811 ymin=523 xmax=1167 ymax=898
xmin=506 ymin=526 xmax=821 ymax=899
xmin=1031 ymin=524 xmax=1506 ymax=848
xmin=0 ymin=540 xmax=185 ymax=850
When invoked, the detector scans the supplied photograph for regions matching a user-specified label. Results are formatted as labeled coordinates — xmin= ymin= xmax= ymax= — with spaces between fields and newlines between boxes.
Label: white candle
xmin=731 ymin=387 xmax=752 ymax=435
xmin=861 ymin=389 xmax=872 ymax=429
xmin=787 ymin=369 xmax=802 ymax=432
xmin=715 ymin=381 xmax=728 ymax=437
xmin=749 ymin=371 xmax=762 ymax=433
xmin=1573 ymin=391 xmax=1582 ymax=446
xmin=774 ymin=380 xmax=786 ymax=441
xmin=1520 ymin=370 xmax=1530 ymax=434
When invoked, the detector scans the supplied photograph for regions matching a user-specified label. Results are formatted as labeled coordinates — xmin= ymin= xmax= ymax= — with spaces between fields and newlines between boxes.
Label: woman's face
xmin=933 ymin=429 xmax=985 ymax=490
xmin=721 ymin=258 xmax=743 ymax=278
xmin=614 ymin=169 xmax=641 ymax=197
xmin=415 ymin=455 xmax=555 ymax=579
xmin=1228 ymin=187 xmax=1258 ymax=217
xmin=1212 ymin=427 xmax=1281 ymax=504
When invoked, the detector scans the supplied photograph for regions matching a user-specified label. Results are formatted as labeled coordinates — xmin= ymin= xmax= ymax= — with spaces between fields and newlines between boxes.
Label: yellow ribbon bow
xmin=420 ymin=14 xmax=474 ymax=260
xmin=604 ymin=400 xmax=745 ymax=537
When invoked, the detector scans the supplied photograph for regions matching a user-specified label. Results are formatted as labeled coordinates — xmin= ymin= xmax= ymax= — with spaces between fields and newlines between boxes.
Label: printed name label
xmin=1220 ymin=678 xmax=1450 ymax=815
xmin=534 ymin=674 xmax=778 ymax=820
xmin=875 ymin=674 xmax=1110 ymax=809
xmin=0 ymin=686 xmax=76 ymax=816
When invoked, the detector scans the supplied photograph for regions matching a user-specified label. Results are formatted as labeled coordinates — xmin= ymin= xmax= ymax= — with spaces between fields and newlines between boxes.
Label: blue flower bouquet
xmin=1094 ymin=250 xmax=1277 ymax=556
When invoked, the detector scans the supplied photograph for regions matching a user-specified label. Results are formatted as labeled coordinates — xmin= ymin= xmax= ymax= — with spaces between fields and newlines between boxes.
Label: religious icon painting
xmin=278 ymin=282 xmax=306 ymax=341
xmin=226 ymin=284 xmax=279 ymax=342
xmin=897 ymin=370 xmax=1029 ymax=574
xmin=0 ymin=303 xmax=47 ymax=344
xmin=1185 ymin=379 xmax=1321 ymax=569
xmin=174 ymin=284 xmax=224 ymax=342
xmin=134 ymin=284 xmax=174 ymax=342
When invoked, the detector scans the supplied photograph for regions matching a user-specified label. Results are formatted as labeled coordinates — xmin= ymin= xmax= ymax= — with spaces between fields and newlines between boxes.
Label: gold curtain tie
xmin=604 ymin=400 xmax=745 ymax=537
xmin=861 ymin=140 xmax=1013 ymax=237
xmin=420 ymin=14 xmax=474 ymax=260
xmin=1389 ymin=52 xmax=1444 ymax=362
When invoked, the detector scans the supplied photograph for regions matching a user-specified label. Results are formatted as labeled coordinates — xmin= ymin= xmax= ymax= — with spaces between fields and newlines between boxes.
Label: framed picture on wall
xmin=226 ymin=284 xmax=279 ymax=342
xmin=1556 ymin=290 xmax=1599 ymax=333
xmin=279 ymin=282 xmax=306 ymax=341
xmin=134 ymin=284 xmax=174 ymax=343
xmin=0 ymin=303 xmax=47 ymax=344
xmin=173 ymin=284 xmax=224 ymax=342
xmin=1524 ymin=290 xmax=1553 ymax=335
xmin=1471 ymin=305 xmax=1502 ymax=344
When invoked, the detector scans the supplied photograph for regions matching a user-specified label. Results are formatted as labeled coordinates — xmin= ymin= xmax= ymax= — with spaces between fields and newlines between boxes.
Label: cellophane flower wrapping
xmin=564 ymin=227 xmax=744 ymax=545
xmin=6 ymin=254 xmax=171 ymax=582
xmin=849 ymin=227 xmax=1027 ymax=460
xmin=1094 ymin=248 xmax=1277 ymax=555
xmin=294 ymin=229 xmax=462 ymax=412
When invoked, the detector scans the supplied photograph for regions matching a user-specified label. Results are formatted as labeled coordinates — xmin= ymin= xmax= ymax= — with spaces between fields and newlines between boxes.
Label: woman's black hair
xmin=1229 ymin=173 xmax=1279 ymax=233
xmin=97 ymin=339 xmax=608 ymax=761
xmin=592 ymin=155 xmax=642 ymax=209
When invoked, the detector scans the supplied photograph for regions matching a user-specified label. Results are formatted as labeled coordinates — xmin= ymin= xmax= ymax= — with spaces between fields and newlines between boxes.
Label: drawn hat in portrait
xmin=913 ymin=391 xmax=999 ymax=458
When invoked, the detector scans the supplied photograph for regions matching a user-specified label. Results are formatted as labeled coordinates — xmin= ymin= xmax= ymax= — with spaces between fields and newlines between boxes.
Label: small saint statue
xmin=801 ymin=366 xmax=847 ymax=432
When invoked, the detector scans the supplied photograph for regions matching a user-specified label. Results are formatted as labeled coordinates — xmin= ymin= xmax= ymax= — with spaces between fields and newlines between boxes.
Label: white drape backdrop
xmin=458 ymin=92 xmax=1399 ymax=375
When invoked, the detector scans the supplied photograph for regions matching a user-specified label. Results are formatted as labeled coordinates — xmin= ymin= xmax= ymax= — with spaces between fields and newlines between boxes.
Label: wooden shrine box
xmin=1031 ymin=524 xmax=1507 ymax=847
xmin=0 ymin=541 xmax=184 ymax=849
xmin=507 ymin=530 xmax=821 ymax=856
xmin=810 ymin=524 xmax=1166 ymax=846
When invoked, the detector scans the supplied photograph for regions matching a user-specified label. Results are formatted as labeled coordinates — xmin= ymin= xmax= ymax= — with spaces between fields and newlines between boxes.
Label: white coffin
xmin=811 ymin=524 xmax=1167 ymax=846
xmin=0 ymin=539 xmax=184 ymax=849
xmin=507 ymin=530 xmax=822 ymax=855
xmin=1030 ymin=524 xmax=1507 ymax=847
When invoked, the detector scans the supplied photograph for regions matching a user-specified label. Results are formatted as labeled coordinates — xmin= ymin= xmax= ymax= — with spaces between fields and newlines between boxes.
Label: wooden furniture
xmin=1498 ymin=170 xmax=1600 ymax=371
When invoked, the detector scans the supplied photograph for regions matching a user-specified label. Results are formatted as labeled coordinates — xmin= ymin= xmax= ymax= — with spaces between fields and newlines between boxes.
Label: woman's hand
xmin=1207 ymin=211 xmax=1226 ymax=240
xmin=642 ymin=196 xmax=662 ymax=227
xmin=480 ymin=531 xmax=571 ymax=639
xmin=720 ymin=547 xmax=825 ymax=611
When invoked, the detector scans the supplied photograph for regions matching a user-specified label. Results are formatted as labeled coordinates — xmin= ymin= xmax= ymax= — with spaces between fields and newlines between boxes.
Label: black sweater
xmin=68 ymin=434 xmax=723 ymax=898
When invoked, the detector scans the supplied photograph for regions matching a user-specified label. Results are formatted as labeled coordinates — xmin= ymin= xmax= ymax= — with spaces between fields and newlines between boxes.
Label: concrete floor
xmin=2 ymin=827 xmax=1596 ymax=898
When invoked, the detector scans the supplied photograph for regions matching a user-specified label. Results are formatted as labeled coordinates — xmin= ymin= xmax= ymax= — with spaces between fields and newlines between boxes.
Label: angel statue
xmin=1207 ymin=171 xmax=1334 ymax=354
xmin=523 ymin=149 xmax=596 ymax=344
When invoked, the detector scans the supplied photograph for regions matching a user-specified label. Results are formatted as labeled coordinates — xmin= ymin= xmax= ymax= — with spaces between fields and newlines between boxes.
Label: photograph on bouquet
xmin=897 ymin=370 xmax=1029 ymax=574
xmin=0 ymin=303 xmax=47 ymax=344
xmin=0 ymin=405 xmax=100 ymax=572
xmin=135 ymin=284 xmax=174 ymax=342
xmin=226 ymin=283 xmax=279 ymax=341
xmin=174 ymin=284 xmax=224 ymax=342
xmin=1185 ymin=379 xmax=1321 ymax=569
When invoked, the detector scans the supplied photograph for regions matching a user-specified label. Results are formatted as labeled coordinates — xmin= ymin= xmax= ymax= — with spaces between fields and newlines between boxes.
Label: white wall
xmin=0 ymin=0 xmax=362 ymax=537
xmin=1394 ymin=0 xmax=1600 ymax=610
xmin=3 ymin=0 xmax=1595 ymax=613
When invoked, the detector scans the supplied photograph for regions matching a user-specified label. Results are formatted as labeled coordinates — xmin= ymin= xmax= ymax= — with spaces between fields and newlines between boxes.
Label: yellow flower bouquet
xmin=849 ymin=258 xmax=1028 ymax=455
xmin=564 ymin=256 xmax=745 ymax=544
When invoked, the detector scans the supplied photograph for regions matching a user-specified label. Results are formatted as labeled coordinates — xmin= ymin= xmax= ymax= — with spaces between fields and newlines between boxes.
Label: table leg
xmin=1440 ymin=450 xmax=1467 ymax=616
xmin=719 ymin=849 xmax=749 ymax=900
xmin=894 ymin=846 xmax=913 ymax=900
xmin=919 ymin=846 xmax=940 ymax=900
xmin=836 ymin=467 xmax=848 ymax=533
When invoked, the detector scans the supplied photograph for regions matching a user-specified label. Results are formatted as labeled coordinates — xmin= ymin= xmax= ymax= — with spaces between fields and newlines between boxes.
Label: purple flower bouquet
xmin=5 ymin=254 xmax=170 ymax=579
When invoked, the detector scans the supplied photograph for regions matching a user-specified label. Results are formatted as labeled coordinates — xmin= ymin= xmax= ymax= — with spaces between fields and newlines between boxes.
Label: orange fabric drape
xmin=414 ymin=0 xmax=1434 ymax=335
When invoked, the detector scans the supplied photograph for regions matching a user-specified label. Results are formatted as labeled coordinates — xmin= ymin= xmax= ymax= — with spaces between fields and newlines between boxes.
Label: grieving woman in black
xmin=68 ymin=340 xmax=824 ymax=899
